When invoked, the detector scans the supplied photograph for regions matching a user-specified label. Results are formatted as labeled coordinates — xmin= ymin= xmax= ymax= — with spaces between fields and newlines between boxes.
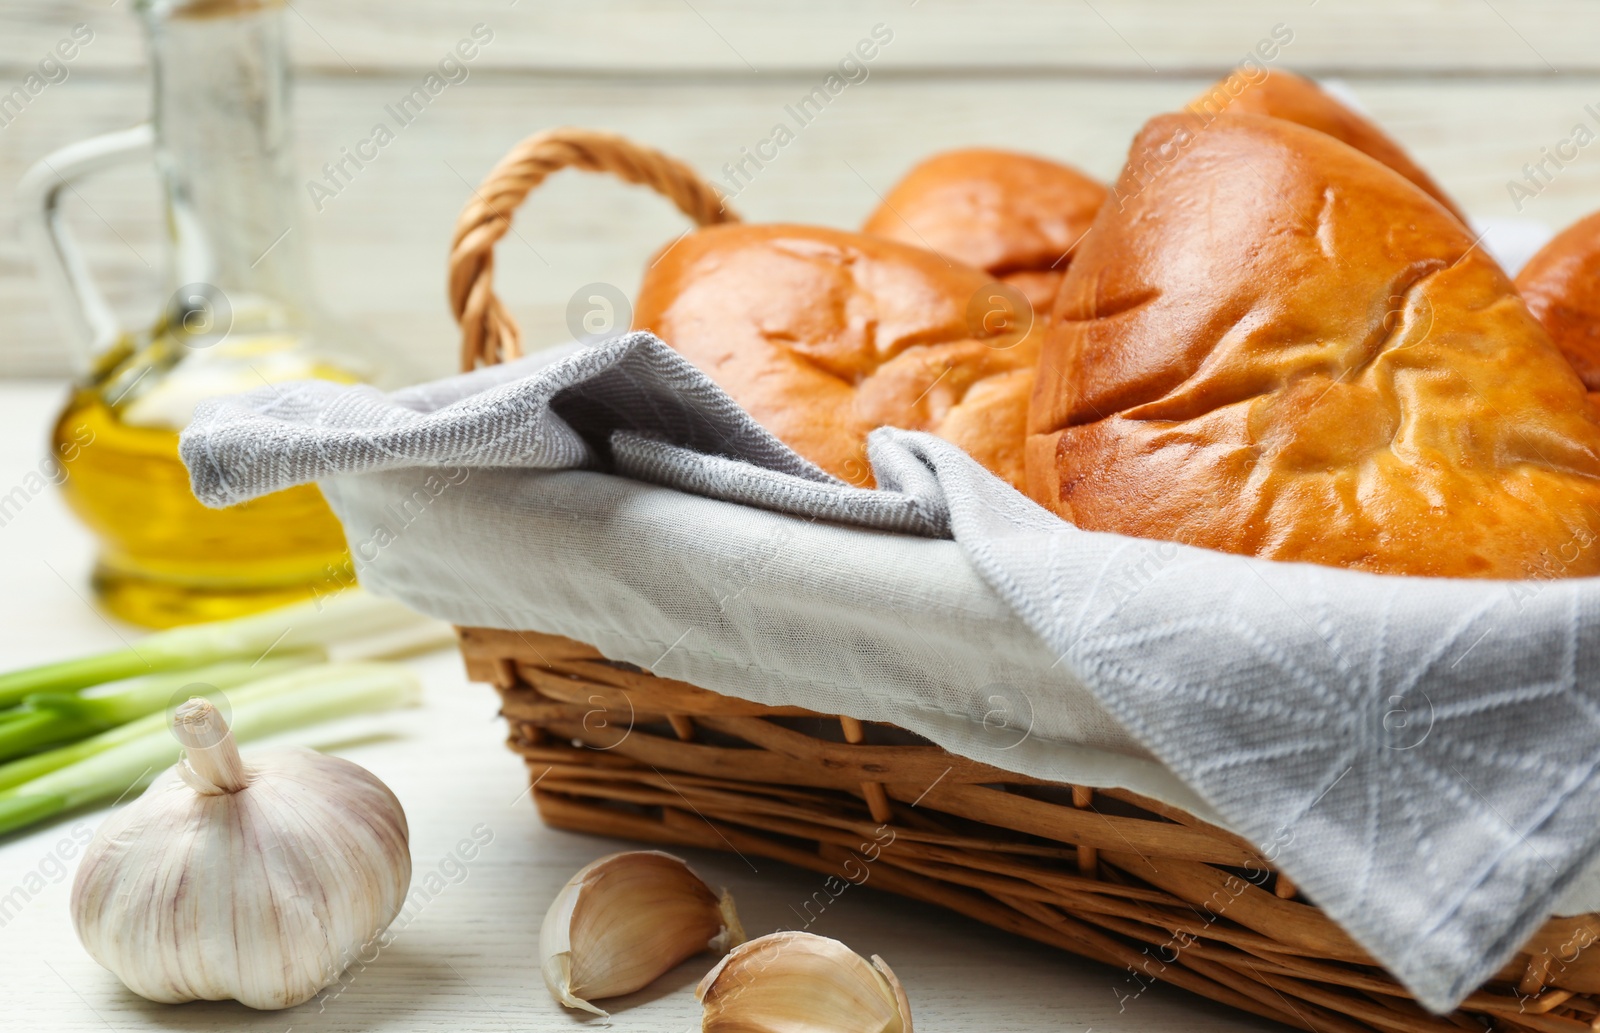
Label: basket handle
xmin=447 ymin=127 xmax=741 ymax=371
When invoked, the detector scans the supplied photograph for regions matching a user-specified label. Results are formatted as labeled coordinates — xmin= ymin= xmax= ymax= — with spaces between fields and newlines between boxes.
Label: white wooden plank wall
xmin=1 ymin=2 xmax=1597 ymax=378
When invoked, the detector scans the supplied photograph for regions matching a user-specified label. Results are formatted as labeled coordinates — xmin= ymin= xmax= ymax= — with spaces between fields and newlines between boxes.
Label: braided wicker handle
xmin=447 ymin=127 xmax=741 ymax=371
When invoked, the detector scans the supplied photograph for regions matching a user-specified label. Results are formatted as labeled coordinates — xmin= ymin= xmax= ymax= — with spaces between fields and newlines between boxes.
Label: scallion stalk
xmin=0 ymin=653 xmax=319 ymax=763
xmin=0 ymin=662 xmax=421 ymax=836
xmin=0 ymin=589 xmax=424 ymax=707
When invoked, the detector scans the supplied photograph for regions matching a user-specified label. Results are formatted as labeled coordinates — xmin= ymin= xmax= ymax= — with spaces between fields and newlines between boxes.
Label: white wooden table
xmin=0 ymin=378 xmax=1283 ymax=1029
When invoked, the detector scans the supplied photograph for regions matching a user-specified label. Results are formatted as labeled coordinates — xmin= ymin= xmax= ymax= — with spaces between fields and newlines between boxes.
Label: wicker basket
xmin=446 ymin=129 xmax=1600 ymax=1032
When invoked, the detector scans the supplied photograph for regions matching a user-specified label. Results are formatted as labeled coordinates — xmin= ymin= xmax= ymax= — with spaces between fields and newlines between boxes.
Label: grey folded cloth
xmin=182 ymin=330 xmax=1600 ymax=1012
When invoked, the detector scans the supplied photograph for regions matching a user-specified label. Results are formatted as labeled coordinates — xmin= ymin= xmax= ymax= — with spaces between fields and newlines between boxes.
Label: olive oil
xmin=24 ymin=0 xmax=392 ymax=627
xmin=51 ymin=329 xmax=359 ymax=629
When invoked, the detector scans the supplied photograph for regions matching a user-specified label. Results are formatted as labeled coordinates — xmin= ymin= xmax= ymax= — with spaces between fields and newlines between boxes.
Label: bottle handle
xmin=16 ymin=123 xmax=155 ymax=371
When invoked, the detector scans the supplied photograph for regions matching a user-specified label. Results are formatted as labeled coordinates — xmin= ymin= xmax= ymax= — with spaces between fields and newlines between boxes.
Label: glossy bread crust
xmin=1515 ymin=210 xmax=1600 ymax=391
xmin=634 ymin=223 xmax=1040 ymax=489
xmin=1027 ymin=113 xmax=1600 ymax=578
xmin=862 ymin=148 xmax=1107 ymax=320
xmin=1186 ymin=69 xmax=1469 ymax=224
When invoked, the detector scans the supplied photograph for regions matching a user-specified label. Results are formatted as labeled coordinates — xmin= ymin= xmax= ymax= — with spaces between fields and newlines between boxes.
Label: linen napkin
xmin=181 ymin=331 xmax=1600 ymax=1012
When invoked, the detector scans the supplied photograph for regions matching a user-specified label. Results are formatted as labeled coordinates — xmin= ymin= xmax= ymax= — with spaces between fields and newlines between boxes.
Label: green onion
xmin=0 ymin=589 xmax=424 ymax=708
xmin=0 ymin=662 xmax=420 ymax=837
xmin=0 ymin=795 xmax=63 ymax=836
xmin=0 ymin=653 xmax=318 ymax=763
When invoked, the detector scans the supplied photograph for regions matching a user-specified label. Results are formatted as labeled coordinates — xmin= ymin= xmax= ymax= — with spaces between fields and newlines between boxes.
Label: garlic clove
xmin=71 ymin=697 xmax=411 ymax=1010
xmin=696 ymin=931 xmax=914 ymax=1033
xmin=541 ymin=850 xmax=745 ymax=1015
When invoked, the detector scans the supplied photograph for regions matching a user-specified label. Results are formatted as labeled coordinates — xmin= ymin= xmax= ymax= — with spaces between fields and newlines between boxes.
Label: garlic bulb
xmin=541 ymin=850 xmax=744 ymax=1015
xmin=70 ymin=697 xmax=411 ymax=1010
xmin=697 ymin=931 xmax=914 ymax=1033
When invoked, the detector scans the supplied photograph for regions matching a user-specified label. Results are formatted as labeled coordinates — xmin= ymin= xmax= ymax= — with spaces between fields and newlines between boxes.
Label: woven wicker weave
xmin=448 ymin=129 xmax=1600 ymax=1032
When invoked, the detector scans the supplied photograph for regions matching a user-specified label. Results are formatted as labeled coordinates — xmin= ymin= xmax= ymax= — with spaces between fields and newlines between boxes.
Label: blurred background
xmin=4 ymin=0 xmax=1598 ymax=381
